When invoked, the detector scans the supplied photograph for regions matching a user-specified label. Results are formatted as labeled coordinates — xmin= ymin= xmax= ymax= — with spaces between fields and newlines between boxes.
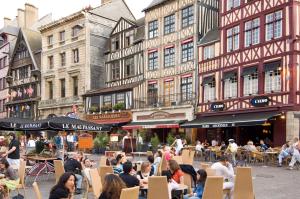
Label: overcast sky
xmin=0 ymin=0 xmax=153 ymax=27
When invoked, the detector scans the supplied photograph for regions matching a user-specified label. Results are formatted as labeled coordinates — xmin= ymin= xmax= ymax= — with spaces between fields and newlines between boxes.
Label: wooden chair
xmin=172 ymin=156 xmax=183 ymax=164
xmin=99 ymin=156 xmax=108 ymax=166
xmin=200 ymin=163 xmax=210 ymax=170
xmin=156 ymin=153 xmax=167 ymax=176
xmin=148 ymin=176 xmax=169 ymax=199
xmin=202 ymin=176 xmax=223 ymax=199
xmin=206 ymin=168 xmax=216 ymax=176
xmin=120 ymin=186 xmax=139 ymax=199
xmin=32 ymin=182 xmax=42 ymax=199
xmin=98 ymin=166 xmax=113 ymax=185
xmin=16 ymin=160 xmax=26 ymax=197
xmin=182 ymin=149 xmax=195 ymax=165
xmin=54 ymin=160 xmax=65 ymax=183
xmin=183 ymin=172 xmax=193 ymax=194
xmin=90 ymin=168 xmax=102 ymax=198
xmin=233 ymin=167 xmax=255 ymax=199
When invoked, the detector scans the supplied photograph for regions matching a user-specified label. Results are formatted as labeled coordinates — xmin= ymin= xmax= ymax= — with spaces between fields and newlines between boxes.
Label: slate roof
xmin=143 ymin=0 xmax=170 ymax=12
xmin=199 ymin=28 xmax=220 ymax=45
xmin=134 ymin=17 xmax=145 ymax=43
xmin=0 ymin=25 xmax=19 ymax=36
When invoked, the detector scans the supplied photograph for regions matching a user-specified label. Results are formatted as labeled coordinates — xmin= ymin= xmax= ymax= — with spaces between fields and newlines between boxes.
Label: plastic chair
xmin=233 ymin=167 xmax=255 ymax=199
xmin=120 ymin=186 xmax=139 ymax=199
xmin=32 ymin=182 xmax=42 ymax=199
xmin=54 ymin=160 xmax=65 ymax=183
xmin=148 ymin=176 xmax=169 ymax=199
xmin=98 ymin=166 xmax=113 ymax=185
xmin=90 ymin=168 xmax=102 ymax=198
xmin=202 ymin=176 xmax=223 ymax=199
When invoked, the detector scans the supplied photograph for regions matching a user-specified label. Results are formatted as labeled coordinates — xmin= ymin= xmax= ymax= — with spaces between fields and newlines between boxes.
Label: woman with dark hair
xmin=0 ymin=158 xmax=19 ymax=198
xmin=49 ymin=172 xmax=77 ymax=199
xmin=183 ymin=169 xmax=207 ymax=199
xmin=99 ymin=174 xmax=126 ymax=199
xmin=0 ymin=158 xmax=18 ymax=180
xmin=168 ymin=159 xmax=184 ymax=184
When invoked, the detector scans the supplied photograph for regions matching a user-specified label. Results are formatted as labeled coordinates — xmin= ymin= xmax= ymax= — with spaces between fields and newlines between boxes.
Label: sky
xmin=0 ymin=0 xmax=153 ymax=27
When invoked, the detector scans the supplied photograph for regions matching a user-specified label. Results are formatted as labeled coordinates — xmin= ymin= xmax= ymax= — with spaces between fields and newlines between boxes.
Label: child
xmin=183 ymin=169 xmax=207 ymax=199
xmin=162 ymin=170 xmax=179 ymax=199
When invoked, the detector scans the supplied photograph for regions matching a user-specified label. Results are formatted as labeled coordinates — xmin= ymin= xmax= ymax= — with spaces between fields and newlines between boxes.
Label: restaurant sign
xmin=250 ymin=96 xmax=270 ymax=107
xmin=210 ymin=102 xmax=225 ymax=111
xmin=86 ymin=111 xmax=132 ymax=123
xmin=201 ymin=123 xmax=235 ymax=128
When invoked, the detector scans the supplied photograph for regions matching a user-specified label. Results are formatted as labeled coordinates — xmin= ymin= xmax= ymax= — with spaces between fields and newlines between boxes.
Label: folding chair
xmin=233 ymin=167 xmax=255 ymax=199
xmin=202 ymin=176 xmax=223 ymax=199
xmin=89 ymin=168 xmax=102 ymax=198
xmin=148 ymin=176 xmax=169 ymax=199
xmin=98 ymin=166 xmax=113 ymax=185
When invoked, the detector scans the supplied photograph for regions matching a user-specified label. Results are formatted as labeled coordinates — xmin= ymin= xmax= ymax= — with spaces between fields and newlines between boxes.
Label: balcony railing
xmin=39 ymin=96 xmax=81 ymax=108
xmin=133 ymin=93 xmax=196 ymax=109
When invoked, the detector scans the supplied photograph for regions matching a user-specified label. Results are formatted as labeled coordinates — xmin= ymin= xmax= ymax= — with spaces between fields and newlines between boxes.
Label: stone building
xmin=38 ymin=0 xmax=135 ymax=119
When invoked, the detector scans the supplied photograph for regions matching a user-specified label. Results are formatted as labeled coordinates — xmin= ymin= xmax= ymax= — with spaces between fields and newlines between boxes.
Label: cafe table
xmin=26 ymin=155 xmax=57 ymax=182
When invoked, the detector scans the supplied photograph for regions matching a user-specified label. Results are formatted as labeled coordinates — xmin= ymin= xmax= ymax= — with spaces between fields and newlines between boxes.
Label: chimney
xmin=3 ymin=17 xmax=12 ymax=26
xmin=17 ymin=9 xmax=25 ymax=28
xmin=24 ymin=3 xmax=38 ymax=29
xmin=101 ymin=0 xmax=112 ymax=5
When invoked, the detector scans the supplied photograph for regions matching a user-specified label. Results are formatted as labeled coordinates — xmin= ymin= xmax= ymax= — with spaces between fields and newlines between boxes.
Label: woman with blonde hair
xmin=137 ymin=162 xmax=153 ymax=182
xmin=99 ymin=174 xmax=126 ymax=199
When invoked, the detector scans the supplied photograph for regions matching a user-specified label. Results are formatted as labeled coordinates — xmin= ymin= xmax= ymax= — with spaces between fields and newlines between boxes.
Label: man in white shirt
xmin=289 ymin=137 xmax=300 ymax=170
xmin=226 ymin=139 xmax=238 ymax=166
xmin=67 ymin=133 xmax=74 ymax=151
xmin=211 ymin=156 xmax=234 ymax=199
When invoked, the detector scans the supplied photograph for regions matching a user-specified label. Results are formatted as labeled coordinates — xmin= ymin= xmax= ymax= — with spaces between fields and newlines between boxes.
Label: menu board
xmin=78 ymin=133 xmax=93 ymax=149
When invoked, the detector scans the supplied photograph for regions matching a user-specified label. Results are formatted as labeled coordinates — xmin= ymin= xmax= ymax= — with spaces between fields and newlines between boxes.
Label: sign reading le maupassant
xmin=210 ymin=102 xmax=225 ymax=111
xmin=250 ymin=96 xmax=270 ymax=107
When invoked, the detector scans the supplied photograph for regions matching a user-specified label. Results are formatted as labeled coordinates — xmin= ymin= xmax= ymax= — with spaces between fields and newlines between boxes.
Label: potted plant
xmin=93 ymin=133 xmax=109 ymax=154
xmin=150 ymin=134 xmax=160 ymax=152
xmin=93 ymin=137 xmax=101 ymax=154
xmin=101 ymin=105 xmax=112 ymax=112
xmin=113 ymin=103 xmax=125 ymax=111
xmin=89 ymin=106 xmax=100 ymax=113
xmin=167 ymin=133 xmax=175 ymax=146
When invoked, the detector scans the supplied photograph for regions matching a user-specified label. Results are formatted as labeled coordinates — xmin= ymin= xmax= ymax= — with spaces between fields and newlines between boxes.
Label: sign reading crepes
xmin=210 ymin=102 xmax=225 ymax=111
xmin=250 ymin=96 xmax=270 ymax=107
xmin=78 ymin=133 xmax=93 ymax=149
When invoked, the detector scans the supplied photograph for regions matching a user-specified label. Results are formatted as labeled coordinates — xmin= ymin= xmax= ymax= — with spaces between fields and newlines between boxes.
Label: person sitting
xmin=0 ymin=158 xmax=19 ymax=197
xmin=162 ymin=170 xmax=179 ymax=199
xmin=99 ymin=174 xmax=126 ymax=199
xmin=195 ymin=141 xmax=204 ymax=157
xmin=278 ymin=141 xmax=291 ymax=167
xmin=49 ymin=172 xmax=77 ymax=199
xmin=111 ymin=159 xmax=123 ymax=174
xmin=64 ymin=154 xmax=83 ymax=194
xmin=147 ymin=155 xmax=156 ymax=175
xmin=116 ymin=154 xmax=124 ymax=170
xmin=168 ymin=159 xmax=184 ymax=184
xmin=137 ymin=162 xmax=153 ymax=183
xmin=244 ymin=141 xmax=257 ymax=152
xmin=119 ymin=161 xmax=141 ymax=188
xmin=163 ymin=145 xmax=172 ymax=161
xmin=260 ymin=140 xmax=269 ymax=151
xmin=289 ymin=137 xmax=300 ymax=170
xmin=211 ymin=156 xmax=234 ymax=199
xmin=219 ymin=141 xmax=227 ymax=151
xmin=183 ymin=169 xmax=207 ymax=199
xmin=82 ymin=158 xmax=94 ymax=185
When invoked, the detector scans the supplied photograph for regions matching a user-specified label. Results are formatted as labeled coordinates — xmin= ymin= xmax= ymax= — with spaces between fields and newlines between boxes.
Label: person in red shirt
xmin=168 ymin=159 xmax=184 ymax=184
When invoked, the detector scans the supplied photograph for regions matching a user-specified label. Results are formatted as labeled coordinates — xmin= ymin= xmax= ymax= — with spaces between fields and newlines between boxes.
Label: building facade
xmin=124 ymin=0 xmax=219 ymax=142
xmin=84 ymin=17 xmax=144 ymax=126
xmin=38 ymin=0 xmax=135 ymax=119
xmin=184 ymin=0 xmax=300 ymax=146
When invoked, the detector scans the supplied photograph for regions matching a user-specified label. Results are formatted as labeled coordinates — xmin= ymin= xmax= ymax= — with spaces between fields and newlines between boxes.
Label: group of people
xmin=278 ymin=137 xmax=300 ymax=169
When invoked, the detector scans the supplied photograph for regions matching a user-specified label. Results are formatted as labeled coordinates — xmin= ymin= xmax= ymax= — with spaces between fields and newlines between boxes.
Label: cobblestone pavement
xmin=12 ymin=156 xmax=300 ymax=199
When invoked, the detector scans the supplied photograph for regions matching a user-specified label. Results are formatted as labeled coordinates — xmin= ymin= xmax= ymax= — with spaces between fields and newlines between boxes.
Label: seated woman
xmin=99 ymin=174 xmax=126 ymax=199
xmin=137 ymin=162 xmax=153 ymax=183
xmin=49 ymin=172 xmax=77 ymax=199
xmin=183 ymin=169 xmax=207 ymax=199
xmin=168 ymin=160 xmax=184 ymax=184
xmin=111 ymin=159 xmax=123 ymax=174
xmin=0 ymin=158 xmax=19 ymax=197
xmin=82 ymin=158 xmax=94 ymax=185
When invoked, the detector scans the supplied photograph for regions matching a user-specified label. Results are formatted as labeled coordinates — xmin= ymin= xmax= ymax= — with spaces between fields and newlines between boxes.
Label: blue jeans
xmin=75 ymin=174 xmax=82 ymax=189
xmin=278 ymin=150 xmax=289 ymax=164
xmin=183 ymin=194 xmax=200 ymax=199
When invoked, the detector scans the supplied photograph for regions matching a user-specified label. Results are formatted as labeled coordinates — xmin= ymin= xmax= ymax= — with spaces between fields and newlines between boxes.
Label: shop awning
xmin=122 ymin=120 xmax=186 ymax=130
xmin=181 ymin=112 xmax=280 ymax=128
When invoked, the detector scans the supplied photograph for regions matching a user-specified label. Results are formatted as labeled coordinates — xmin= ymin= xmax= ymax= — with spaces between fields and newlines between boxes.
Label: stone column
xmin=286 ymin=111 xmax=300 ymax=141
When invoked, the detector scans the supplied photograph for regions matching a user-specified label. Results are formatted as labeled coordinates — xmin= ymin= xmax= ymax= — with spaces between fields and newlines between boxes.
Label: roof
xmin=0 ymin=25 xmax=19 ymax=36
xmin=22 ymin=29 xmax=42 ymax=53
xmin=84 ymin=81 xmax=141 ymax=96
xmin=143 ymin=0 xmax=170 ymax=12
xmin=199 ymin=28 xmax=220 ymax=45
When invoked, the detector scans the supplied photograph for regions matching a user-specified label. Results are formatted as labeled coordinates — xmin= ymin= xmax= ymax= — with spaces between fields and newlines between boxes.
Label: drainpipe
xmin=194 ymin=0 xmax=200 ymax=119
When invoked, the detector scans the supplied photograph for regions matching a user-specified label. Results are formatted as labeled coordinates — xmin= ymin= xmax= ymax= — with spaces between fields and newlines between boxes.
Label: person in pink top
xmin=163 ymin=145 xmax=172 ymax=161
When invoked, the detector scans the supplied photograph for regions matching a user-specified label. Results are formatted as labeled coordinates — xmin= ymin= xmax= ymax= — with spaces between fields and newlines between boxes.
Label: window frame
xmin=224 ymin=75 xmax=238 ymax=99
xmin=164 ymin=47 xmax=175 ymax=67
xmin=148 ymin=51 xmax=158 ymax=71
xmin=48 ymin=81 xmax=53 ymax=99
xmin=111 ymin=61 xmax=120 ymax=80
xmin=227 ymin=26 xmax=240 ymax=52
xmin=182 ymin=5 xmax=194 ymax=28
xmin=264 ymin=69 xmax=281 ymax=93
xmin=164 ymin=14 xmax=175 ymax=35
xmin=148 ymin=20 xmax=159 ymax=39
xmin=265 ymin=10 xmax=283 ymax=41
xmin=47 ymin=35 xmax=53 ymax=46
xmin=125 ymin=56 xmax=135 ymax=77
xmin=60 ymin=78 xmax=66 ymax=98
xmin=181 ymin=41 xmax=194 ymax=63
xmin=244 ymin=18 xmax=260 ymax=47
xmin=181 ymin=76 xmax=193 ymax=102
xmin=72 ymin=76 xmax=78 ymax=97
xmin=59 ymin=31 xmax=65 ymax=42
xmin=60 ymin=52 xmax=66 ymax=66
xmin=227 ymin=0 xmax=241 ymax=11
xmin=203 ymin=79 xmax=216 ymax=102
xmin=48 ymin=56 xmax=54 ymax=69
xmin=243 ymin=72 xmax=258 ymax=96
xmin=73 ymin=49 xmax=79 ymax=63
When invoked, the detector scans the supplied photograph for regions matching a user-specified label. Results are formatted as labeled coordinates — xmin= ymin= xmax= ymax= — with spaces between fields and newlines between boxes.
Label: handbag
xmin=12 ymin=194 xmax=24 ymax=199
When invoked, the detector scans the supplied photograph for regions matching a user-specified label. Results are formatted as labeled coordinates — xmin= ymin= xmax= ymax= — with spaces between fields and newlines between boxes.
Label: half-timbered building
xmin=84 ymin=17 xmax=144 ymax=126
xmin=123 ymin=0 xmax=219 ymax=142
xmin=183 ymin=0 xmax=300 ymax=146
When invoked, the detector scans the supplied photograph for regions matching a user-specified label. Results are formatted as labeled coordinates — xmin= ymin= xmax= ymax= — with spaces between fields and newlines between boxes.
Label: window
xmin=0 ymin=78 xmax=2 ymax=90
xmin=72 ymin=26 xmax=81 ymax=38
xmin=48 ymin=35 xmax=53 ymax=46
xmin=182 ymin=6 xmax=194 ymax=28
xmin=116 ymin=93 xmax=125 ymax=104
xmin=266 ymin=10 xmax=283 ymax=41
xmin=243 ymin=73 xmax=258 ymax=96
xmin=227 ymin=26 xmax=239 ymax=52
xmin=265 ymin=70 xmax=281 ymax=93
xmin=73 ymin=49 xmax=79 ymax=63
xmin=227 ymin=0 xmax=240 ymax=11
xmin=111 ymin=61 xmax=120 ymax=80
xmin=73 ymin=76 xmax=78 ymax=96
xmin=148 ymin=83 xmax=158 ymax=106
xmin=148 ymin=20 xmax=158 ymax=39
xmin=60 ymin=79 xmax=65 ymax=98
xmin=60 ymin=52 xmax=66 ymax=66
xmin=164 ymin=80 xmax=175 ymax=106
xmin=19 ymin=66 xmax=29 ymax=79
xmin=148 ymin=51 xmax=158 ymax=70
xmin=111 ymin=36 xmax=120 ymax=51
xmin=48 ymin=56 xmax=54 ymax=69
xmin=164 ymin=47 xmax=175 ymax=67
xmin=125 ymin=57 xmax=134 ymax=77
xmin=125 ymin=31 xmax=134 ymax=47
xmin=182 ymin=41 xmax=194 ymax=62
xmin=203 ymin=45 xmax=215 ymax=60
xmin=103 ymin=95 xmax=112 ymax=107
xmin=164 ymin=14 xmax=175 ymax=34
xmin=224 ymin=75 xmax=237 ymax=99
xmin=59 ymin=31 xmax=65 ymax=42
xmin=203 ymin=78 xmax=216 ymax=102
xmin=245 ymin=18 xmax=260 ymax=47
xmin=48 ymin=81 xmax=53 ymax=99
xmin=181 ymin=76 xmax=193 ymax=102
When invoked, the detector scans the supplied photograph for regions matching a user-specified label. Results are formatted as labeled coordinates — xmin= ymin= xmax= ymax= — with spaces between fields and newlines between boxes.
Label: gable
xmin=111 ymin=18 xmax=135 ymax=35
